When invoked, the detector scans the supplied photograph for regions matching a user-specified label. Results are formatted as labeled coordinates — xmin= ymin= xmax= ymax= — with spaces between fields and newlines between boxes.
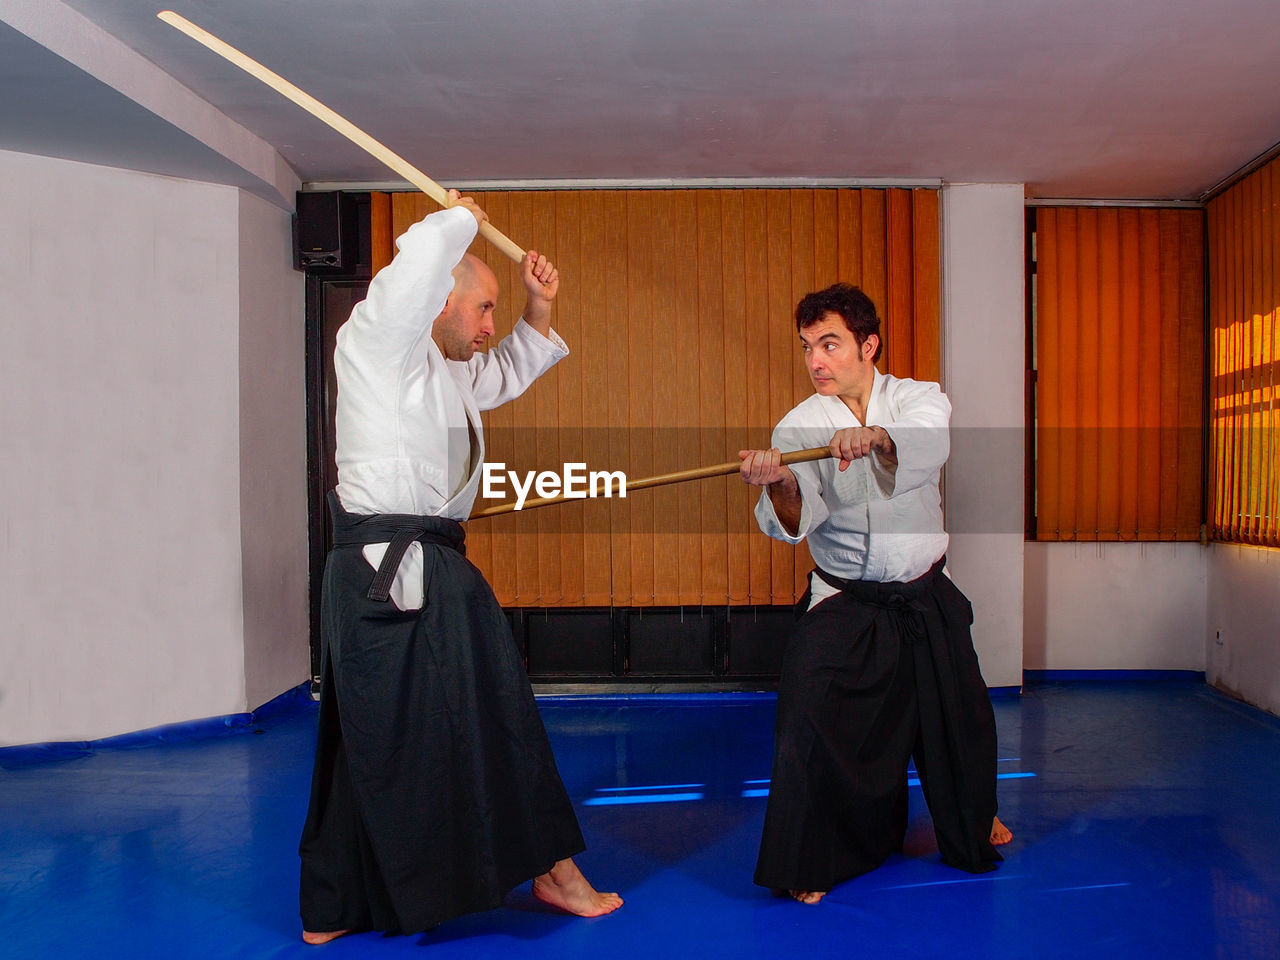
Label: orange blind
xmin=1207 ymin=159 xmax=1280 ymax=546
xmin=1034 ymin=207 xmax=1203 ymax=542
xmin=373 ymin=188 xmax=940 ymax=605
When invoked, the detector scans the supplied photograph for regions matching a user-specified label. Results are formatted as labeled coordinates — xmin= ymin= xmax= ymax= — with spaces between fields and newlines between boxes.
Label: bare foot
xmin=789 ymin=890 xmax=826 ymax=904
xmin=990 ymin=815 xmax=1013 ymax=846
xmin=532 ymin=858 xmax=623 ymax=917
xmin=302 ymin=929 xmax=350 ymax=945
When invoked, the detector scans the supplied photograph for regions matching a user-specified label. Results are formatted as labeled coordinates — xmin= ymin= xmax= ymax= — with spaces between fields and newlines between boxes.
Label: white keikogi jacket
xmin=755 ymin=369 xmax=952 ymax=605
xmin=333 ymin=205 xmax=568 ymax=609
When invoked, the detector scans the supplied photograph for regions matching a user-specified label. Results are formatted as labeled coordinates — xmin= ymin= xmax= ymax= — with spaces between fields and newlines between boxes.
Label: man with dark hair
xmin=793 ymin=283 xmax=883 ymax=360
xmin=739 ymin=282 xmax=1008 ymax=904
xmin=298 ymin=191 xmax=621 ymax=943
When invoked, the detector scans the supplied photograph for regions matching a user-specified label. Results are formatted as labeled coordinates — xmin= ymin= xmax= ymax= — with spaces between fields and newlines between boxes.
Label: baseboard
xmin=987 ymin=685 xmax=1023 ymax=699
xmin=0 ymin=681 xmax=314 ymax=769
xmin=1023 ymin=669 xmax=1206 ymax=684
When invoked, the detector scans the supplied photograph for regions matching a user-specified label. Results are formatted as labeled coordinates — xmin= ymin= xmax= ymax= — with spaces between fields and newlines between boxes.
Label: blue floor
xmin=2 ymin=682 xmax=1279 ymax=959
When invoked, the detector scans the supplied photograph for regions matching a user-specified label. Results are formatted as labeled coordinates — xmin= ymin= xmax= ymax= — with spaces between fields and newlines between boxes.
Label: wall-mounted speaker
xmin=294 ymin=191 xmax=355 ymax=271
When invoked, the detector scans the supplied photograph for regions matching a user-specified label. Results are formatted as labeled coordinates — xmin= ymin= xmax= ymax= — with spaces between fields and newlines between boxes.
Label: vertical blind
xmin=1034 ymin=207 xmax=1204 ymax=542
xmin=371 ymin=188 xmax=941 ymax=605
xmin=1207 ymin=159 xmax=1280 ymax=546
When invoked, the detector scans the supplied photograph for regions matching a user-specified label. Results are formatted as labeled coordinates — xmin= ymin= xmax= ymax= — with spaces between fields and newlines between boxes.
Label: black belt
xmin=813 ymin=556 xmax=945 ymax=609
xmin=327 ymin=491 xmax=466 ymax=602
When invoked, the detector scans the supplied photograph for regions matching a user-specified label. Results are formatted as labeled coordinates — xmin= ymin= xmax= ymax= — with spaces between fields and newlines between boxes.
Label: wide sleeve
xmin=872 ymin=379 xmax=951 ymax=498
xmin=340 ymin=205 xmax=478 ymax=363
xmin=466 ymin=318 xmax=569 ymax=412
xmin=753 ymin=415 xmax=831 ymax=544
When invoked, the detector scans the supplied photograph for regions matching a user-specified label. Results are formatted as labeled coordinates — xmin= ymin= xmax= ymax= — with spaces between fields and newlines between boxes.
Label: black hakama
xmin=298 ymin=495 xmax=585 ymax=934
xmin=754 ymin=558 xmax=1001 ymax=892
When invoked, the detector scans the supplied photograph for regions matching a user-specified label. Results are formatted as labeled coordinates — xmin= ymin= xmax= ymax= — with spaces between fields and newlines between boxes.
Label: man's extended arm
xmin=344 ymin=204 xmax=478 ymax=360
xmin=466 ymin=248 xmax=568 ymax=411
xmin=869 ymin=381 xmax=951 ymax=498
xmin=518 ymin=249 xmax=559 ymax=339
xmin=739 ymin=449 xmax=804 ymax=537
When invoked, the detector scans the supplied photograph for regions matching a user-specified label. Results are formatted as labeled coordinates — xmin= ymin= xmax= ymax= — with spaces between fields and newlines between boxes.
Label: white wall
xmin=1024 ymin=541 xmax=1208 ymax=671
xmin=941 ymin=183 xmax=1026 ymax=689
xmin=1207 ymin=544 xmax=1280 ymax=715
xmin=0 ymin=150 xmax=307 ymax=745
xmin=941 ymin=187 xmax=1222 ymax=688
xmin=237 ymin=191 xmax=309 ymax=712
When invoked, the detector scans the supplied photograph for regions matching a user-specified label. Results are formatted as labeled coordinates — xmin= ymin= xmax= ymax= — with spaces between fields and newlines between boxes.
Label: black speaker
xmin=294 ymin=191 xmax=354 ymax=271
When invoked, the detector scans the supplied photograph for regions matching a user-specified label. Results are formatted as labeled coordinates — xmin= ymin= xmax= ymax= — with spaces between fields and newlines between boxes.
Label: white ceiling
xmin=10 ymin=0 xmax=1280 ymax=199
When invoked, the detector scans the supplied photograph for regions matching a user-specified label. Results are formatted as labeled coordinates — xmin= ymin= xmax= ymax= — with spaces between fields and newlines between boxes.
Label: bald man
xmin=298 ymin=192 xmax=620 ymax=944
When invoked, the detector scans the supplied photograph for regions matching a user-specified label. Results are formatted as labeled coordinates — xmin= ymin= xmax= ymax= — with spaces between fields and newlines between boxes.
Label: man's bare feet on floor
xmin=991 ymin=815 xmax=1013 ymax=845
xmin=302 ymin=929 xmax=349 ymax=945
xmin=532 ymin=858 xmax=623 ymax=917
xmin=789 ymin=890 xmax=826 ymax=904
